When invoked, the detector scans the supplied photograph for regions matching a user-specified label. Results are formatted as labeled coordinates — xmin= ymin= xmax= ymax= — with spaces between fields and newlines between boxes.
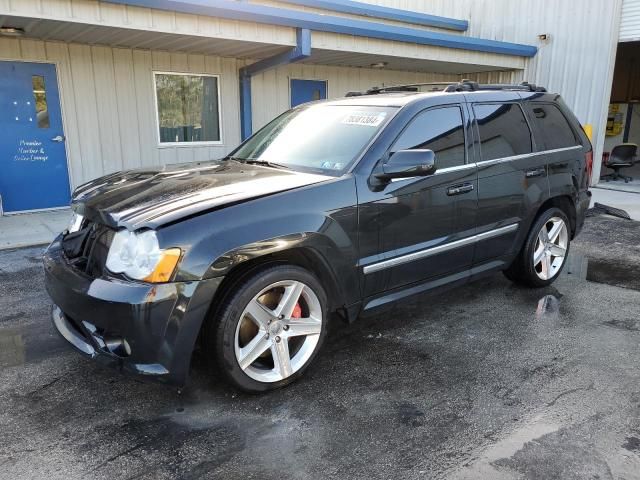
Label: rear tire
xmin=207 ymin=264 xmax=328 ymax=393
xmin=503 ymin=207 xmax=571 ymax=288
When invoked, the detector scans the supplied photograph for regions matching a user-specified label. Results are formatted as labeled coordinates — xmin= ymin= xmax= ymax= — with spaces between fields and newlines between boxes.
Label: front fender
xmin=209 ymin=230 xmax=359 ymax=308
xmin=159 ymin=176 xmax=360 ymax=308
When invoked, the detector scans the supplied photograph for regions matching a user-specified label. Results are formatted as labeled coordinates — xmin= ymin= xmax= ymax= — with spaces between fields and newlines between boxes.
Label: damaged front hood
xmin=72 ymin=160 xmax=331 ymax=230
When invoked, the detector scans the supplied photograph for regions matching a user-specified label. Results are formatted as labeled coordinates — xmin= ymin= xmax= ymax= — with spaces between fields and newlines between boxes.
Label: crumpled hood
xmin=72 ymin=160 xmax=331 ymax=230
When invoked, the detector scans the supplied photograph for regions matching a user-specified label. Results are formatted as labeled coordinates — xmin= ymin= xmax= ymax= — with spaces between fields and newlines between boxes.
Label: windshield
xmin=230 ymin=105 xmax=396 ymax=175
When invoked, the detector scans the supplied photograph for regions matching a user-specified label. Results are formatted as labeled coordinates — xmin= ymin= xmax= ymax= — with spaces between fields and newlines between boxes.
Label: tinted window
xmin=392 ymin=106 xmax=466 ymax=169
xmin=474 ymin=103 xmax=532 ymax=161
xmin=530 ymin=103 xmax=578 ymax=149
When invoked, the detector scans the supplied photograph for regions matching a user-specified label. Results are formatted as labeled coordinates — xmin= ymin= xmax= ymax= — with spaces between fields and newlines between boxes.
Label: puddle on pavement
xmin=584 ymin=257 xmax=640 ymax=291
xmin=533 ymin=249 xmax=640 ymax=322
xmin=561 ymin=251 xmax=640 ymax=291
xmin=535 ymin=295 xmax=560 ymax=321
xmin=0 ymin=329 xmax=26 ymax=367
xmin=0 ymin=323 xmax=67 ymax=368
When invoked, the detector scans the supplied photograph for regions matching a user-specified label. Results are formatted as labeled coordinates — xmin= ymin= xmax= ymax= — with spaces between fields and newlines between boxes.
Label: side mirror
xmin=374 ymin=149 xmax=437 ymax=181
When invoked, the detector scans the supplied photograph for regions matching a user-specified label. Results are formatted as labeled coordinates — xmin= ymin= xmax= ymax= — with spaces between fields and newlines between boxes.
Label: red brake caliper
xmin=292 ymin=303 xmax=302 ymax=319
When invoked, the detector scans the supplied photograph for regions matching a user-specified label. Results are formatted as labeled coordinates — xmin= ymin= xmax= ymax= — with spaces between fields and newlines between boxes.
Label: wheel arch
xmin=535 ymin=195 xmax=577 ymax=238
xmin=202 ymin=234 xmax=359 ymax=333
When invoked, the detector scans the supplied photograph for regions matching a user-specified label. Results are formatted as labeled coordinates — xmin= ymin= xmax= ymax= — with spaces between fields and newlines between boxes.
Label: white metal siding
xmin=252 ymin=0 xmax=623 ymax=182
xmin=462 ymin=0 xmax=623 ymax=182
xmin=0 ymin=38 xmax=243 ymax=188
xmin=0 ymin=0 xmax=296 ymax=51
xmin=0 ymin=37 xmax=466 ymax=186
xmin=620 ymin=0 xmax=640 ymax=41
xmin=250 ymin=63 xmax=460 ymax=130
xmin=0 ymin=0 xmax=623 ymax=185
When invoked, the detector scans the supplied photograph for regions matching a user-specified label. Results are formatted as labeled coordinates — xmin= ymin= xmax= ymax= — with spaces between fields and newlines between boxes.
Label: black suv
xmin=44 ymin=81 xmax=592 ymax=393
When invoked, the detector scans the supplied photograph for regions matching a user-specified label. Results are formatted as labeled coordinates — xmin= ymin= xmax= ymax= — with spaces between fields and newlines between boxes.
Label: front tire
xmin=504 ymin=207 xmax=571 ymax=287
xmin=209 ymin=264 xmax=328 ymax=393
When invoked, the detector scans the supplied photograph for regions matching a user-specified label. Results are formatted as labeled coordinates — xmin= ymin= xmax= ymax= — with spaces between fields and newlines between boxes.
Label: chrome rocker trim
xmin=363 ymin=223 xmax=519 ymax=274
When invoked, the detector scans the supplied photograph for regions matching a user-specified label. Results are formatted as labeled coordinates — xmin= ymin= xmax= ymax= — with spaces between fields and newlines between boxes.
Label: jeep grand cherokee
xmin=44 ymin=81 xmax=592 ymax=393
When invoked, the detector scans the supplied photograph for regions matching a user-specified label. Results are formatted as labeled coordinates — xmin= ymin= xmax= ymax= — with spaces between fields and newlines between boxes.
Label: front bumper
xmin=43 ymin=235 xmax=222 ymax=386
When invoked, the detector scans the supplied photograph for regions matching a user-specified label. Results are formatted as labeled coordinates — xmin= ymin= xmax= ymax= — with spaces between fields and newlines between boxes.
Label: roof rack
xmin=345 ymin=82 xmax=454 ymax=96
xmin=445 ymin=80 xmax=547 ymax=92
xmin=345 ymin=80 xmax=546 ymax=97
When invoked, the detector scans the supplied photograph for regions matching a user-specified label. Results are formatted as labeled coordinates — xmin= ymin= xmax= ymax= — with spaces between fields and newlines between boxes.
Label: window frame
xmin=472 ymin=101 xmax=535 ymax=163
xmin=152 ymin=71 xmax=224 ymax=148
xmin=387 ymin=104 xmax=469 ymax=171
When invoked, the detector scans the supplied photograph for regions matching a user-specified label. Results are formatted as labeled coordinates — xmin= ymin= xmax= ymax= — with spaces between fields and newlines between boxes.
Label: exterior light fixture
xmin=0 ymin=27 xmax=25 ymax=37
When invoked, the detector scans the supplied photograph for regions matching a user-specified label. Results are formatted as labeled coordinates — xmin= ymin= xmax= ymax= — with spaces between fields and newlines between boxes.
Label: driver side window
xmin=391 ymin=106 xmax=466 ymax=170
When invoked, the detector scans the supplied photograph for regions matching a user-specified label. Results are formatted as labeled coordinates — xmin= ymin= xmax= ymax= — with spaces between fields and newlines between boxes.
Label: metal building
xmin=0 ymin=0 xmax=623 ymax=214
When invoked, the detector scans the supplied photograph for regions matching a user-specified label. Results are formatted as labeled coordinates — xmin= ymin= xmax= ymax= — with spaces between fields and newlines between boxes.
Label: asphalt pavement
xmin=0 ymin=214 xmax=639 ymax=480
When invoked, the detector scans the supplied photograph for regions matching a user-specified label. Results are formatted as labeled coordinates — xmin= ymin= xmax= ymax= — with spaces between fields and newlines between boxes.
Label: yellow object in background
xmin=606 ymin=104 xmax=624 ymax=136
xmin=583 ymin=124 xmax=593 ymax=141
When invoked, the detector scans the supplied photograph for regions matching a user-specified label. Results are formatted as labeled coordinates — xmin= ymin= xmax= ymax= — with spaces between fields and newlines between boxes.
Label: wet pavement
xmin=0 ymin=215 xmax=639 ymax=479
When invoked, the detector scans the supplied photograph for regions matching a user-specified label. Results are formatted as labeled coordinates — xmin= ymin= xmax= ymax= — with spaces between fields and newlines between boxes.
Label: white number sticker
xmin=342 ymin=112 xmax=387 ymax=127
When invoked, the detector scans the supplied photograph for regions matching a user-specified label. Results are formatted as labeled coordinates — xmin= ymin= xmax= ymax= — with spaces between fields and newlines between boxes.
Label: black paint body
xmin=44 ymin=90 xmax=591 ymax=385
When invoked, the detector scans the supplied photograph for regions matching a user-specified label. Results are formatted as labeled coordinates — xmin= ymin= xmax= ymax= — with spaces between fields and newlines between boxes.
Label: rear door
xmin=471 ymin=97 xmax=549 ymax=265
xmin=524 ymin=101 xmax=584 ymax=197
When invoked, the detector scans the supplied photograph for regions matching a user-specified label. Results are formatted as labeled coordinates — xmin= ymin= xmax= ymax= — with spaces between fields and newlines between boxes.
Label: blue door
xmin=290 ymin=79 xmax=327 ymax=107
xmin=0 ymin=61 xmax=70 ymax=213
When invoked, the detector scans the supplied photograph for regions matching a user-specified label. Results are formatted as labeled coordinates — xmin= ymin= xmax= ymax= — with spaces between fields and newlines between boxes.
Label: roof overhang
xmin=0 ymin=0 xmax=530 ymax=73
xmin=104 ymin=0 xmax=536 ymax=57
xmin=0 ymin=16 xmax=293 ymax=59
xmin=269 ymin=0 xmax=469 ymax=31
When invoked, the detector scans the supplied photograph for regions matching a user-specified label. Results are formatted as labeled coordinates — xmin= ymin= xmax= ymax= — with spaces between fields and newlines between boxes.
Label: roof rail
xmin=445 ymin=80 xmax=547 ymax=92
xmin=345 ymin=80 xmax=546 ymax=97
xmin=345 ymin=82 xmax=456 ymax=96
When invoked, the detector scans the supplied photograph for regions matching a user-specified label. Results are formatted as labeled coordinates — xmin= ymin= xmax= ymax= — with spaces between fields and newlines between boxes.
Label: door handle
xmin=525 ymin=167 xmax=546 ymax=178
xmin=447 ymin=183 xmax=474 ymax=196
xmin=51 ymin=135 xmax=66 ymax=143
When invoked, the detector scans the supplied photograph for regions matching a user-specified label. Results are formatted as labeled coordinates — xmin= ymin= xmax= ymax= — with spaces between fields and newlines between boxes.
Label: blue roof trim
xmin=240 ymin=28 xmax=311 ymax=140
xmin=106 ymin=0 xmax=537 ymax=57
xmin=277 ymin=0 xmax=468 ymax=31
xmin=242 ymin=27 xmax=311 ymax=77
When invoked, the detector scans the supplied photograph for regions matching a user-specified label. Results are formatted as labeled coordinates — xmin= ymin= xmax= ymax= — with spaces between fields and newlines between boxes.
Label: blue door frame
xmin=290 ymin=79 xmax=327 ymax=108
xmin=0 ymin=61 xmax=70 ymax=213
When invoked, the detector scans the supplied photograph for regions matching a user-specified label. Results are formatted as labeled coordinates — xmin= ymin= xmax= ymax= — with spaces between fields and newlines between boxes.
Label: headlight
xmin=106 ymin=229 xmax=181 ymax=283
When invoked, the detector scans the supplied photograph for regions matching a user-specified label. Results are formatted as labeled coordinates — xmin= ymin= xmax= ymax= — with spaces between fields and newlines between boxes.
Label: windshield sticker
xmin=342 ymin=112 xmax=387 ymax=127
xmin=321 ymin=162 xmax=344 ymax=170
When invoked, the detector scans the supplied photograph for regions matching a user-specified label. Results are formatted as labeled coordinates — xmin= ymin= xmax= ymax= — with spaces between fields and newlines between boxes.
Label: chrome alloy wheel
xmin=533 ymin=216 xmax=569 ymax=281
xmin=234 ymin=280 xmax=322 ymax=383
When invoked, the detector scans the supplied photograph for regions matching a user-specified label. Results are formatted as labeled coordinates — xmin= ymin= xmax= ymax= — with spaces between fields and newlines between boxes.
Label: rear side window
xmin=529 ymin=103 xmax=579 ymax=149
xmin=391 ymin=106 xmax=466 ymax=169
xmin=474 ymin=103 xmax=532 ymax=161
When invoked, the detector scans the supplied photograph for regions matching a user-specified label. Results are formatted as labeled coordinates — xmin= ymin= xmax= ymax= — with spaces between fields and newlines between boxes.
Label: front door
xmin=0 ymin=61 xmax=70 ymax=213
xmin=362 ymin=104 xmax=478 ymax=296
xmin=290 ymin=79 xmax=327 ymax=107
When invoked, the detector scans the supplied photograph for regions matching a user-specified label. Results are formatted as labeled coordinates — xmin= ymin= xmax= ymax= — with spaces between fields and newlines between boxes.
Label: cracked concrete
xmin=0 ymin=215 xmax=639 ymax=479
